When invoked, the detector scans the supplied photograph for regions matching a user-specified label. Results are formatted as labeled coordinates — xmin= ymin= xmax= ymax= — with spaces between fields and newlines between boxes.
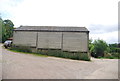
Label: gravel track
xmin=1 ymin=44 xmax=118 ymax=79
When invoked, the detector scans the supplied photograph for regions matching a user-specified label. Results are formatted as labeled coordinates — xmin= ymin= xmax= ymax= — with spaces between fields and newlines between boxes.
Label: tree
xmin=2 ymin=19 xmax=14 ymax=43
xmin=89 ymin=39 xmax=95 ymax=57
xmin=93 ymin=39 xmax=108 ymax=57
xmin=0 ymin=17 xmax=2 ymax=42
xmin=109 ymin=43 xmax=120 ymax=53
xmin=118 ymin=43 xmax=120 ymax=48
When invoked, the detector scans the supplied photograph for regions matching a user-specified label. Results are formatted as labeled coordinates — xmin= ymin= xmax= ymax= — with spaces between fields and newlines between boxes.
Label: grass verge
xmin=8 ymin=48 xmax=48 ymax=57
xmin=38 ymin=49 xmax=91 ymax=61
xmin=97 ymin=53 xmax=120 ymax=59
xmin=8 ymin=45 xmax=91 ymax=61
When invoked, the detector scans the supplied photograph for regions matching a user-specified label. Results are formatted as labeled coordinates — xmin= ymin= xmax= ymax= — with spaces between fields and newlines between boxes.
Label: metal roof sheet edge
xmin=14 ymin=26 xmax=89 ymax=32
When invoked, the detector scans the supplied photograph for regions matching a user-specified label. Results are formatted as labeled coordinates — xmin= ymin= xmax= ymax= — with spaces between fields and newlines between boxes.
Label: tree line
xmin=89 ymin=39 xmax=120 ymax=59
xmin=0 ymin=17 xmax=14 ymax=43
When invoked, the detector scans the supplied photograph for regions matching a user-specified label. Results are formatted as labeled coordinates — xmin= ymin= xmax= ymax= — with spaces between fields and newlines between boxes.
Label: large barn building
xmin=13 ymin=26 xmax=89 ymax=53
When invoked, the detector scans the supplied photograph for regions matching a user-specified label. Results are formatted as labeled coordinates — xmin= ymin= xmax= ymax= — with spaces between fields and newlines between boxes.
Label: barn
xmin=13 ymin=26 xmax=89 ymax=53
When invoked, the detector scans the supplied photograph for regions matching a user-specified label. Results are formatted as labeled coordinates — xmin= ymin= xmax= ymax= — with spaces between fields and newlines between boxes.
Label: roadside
xmin=1 ymin=44 xmax=119 ymax=79
xmin=0 ymin=43 xmax=2 ymax=80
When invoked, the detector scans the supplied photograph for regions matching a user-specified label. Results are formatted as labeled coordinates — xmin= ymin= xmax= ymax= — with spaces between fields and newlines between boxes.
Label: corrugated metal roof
xmin=14 ymin=26 xmax=89 ymax=32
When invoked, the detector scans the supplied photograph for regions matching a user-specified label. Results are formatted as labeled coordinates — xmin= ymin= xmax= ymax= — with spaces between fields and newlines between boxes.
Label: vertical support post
xmin=87 ymin=31 xmax=89 ymax=53
xmin=36 ymin=32 xmax=38 ymax=52
xmin=61 ymin=32 xmax=63 ymax=51
xmin=87 ymin=31 xmax=90 ymax=58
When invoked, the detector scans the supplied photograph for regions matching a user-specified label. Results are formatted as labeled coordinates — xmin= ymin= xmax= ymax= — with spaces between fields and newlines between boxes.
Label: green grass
xmin=8 ymin=45 xmax=91 ymax=61
xmin=97 ymin=56 xmax=119 ymax=59
xmin=8 ymin=48 xmax=48 ymax=57
xmin=97 ymin=53 xmax=120 ymax=59
xmin=38 ymin=49 xmax=91 ymax=61
xmin=8 ymin=48 xmax=91 ymax=61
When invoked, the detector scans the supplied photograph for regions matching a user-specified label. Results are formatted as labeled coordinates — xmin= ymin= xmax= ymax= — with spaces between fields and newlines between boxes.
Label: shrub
xmin=10 ymin=45 xmax=90 ymax=61
xmin=100 ymin=52 xmax=120 ymax=59
xmin=38 ymin=49 xmax=90 ymax=61
xmin=93 ymin=39 xmax=108 ymax=57
xmin=104 ymin=53 xmax=113 ymax=59
xmin=10 ymin=45 xmax=32 ymax=53
xmin=111 ymin=53 xmax=120 ymax=59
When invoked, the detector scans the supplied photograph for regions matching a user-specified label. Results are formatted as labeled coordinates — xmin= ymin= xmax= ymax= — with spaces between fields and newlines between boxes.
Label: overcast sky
xmin=0 ymin=0 xmax=119 ymax=44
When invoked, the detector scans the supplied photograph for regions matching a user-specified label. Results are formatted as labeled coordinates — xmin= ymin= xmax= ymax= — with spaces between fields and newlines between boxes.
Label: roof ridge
xmin=19 ymin=26 xmax=86 ymax=27
xmin=14 ymin=26 xmax=89 ymax=32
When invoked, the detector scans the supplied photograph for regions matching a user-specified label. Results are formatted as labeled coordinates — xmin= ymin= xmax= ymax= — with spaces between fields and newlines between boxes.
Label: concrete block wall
xmin=13 ymin=31 xmax=37 ymax=47
xmin=37 ymin=32 xmax=62 ymax=49
xmin=13 ymin=31 xmax=88 ymax=52
xmin=63 ymin=32 xmax=88 ymax=52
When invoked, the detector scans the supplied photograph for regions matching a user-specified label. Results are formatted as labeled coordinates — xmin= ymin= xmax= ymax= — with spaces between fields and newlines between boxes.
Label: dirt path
xmin=1 ymin=44 xmax=118 ymax=79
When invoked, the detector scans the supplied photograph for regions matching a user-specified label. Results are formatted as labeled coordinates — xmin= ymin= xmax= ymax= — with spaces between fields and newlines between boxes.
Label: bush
xmin=10 ymin=45 xmax=90 ymax=61
xmin=38 ymin=49 xmax=90 ymax=61
xmin=111 ymin=53 xmax=120 ymax=59
xmin=99 ymin=53 xmax=120 ymax=59
xmin=104 ymin=53 xmax=114 ymax=59
xmin=90 ymin=39 xmax=108 ymax=58
xmin=10 ymin=45 xmax=32 ymax=53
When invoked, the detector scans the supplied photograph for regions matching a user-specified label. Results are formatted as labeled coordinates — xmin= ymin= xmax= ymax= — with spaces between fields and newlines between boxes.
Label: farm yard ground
xmin=1 ymin=43 xmax=119 ymax=79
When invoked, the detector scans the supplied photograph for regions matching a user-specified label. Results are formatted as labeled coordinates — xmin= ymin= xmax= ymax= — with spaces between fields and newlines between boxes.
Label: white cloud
xmin=0 ymin=0 xmax=119 ymax=43
xmin=1 ymin=0 xmax=118 ymax=26
xmin=88 ymin=24 xmax=118 ymax=34
xmin=90 ymin=31 xmax=118 ymax=44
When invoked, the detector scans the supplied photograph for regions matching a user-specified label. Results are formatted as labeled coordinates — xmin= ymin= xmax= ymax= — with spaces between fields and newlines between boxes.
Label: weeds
xmin=9 ymin=45 xmax=90 ymax=61
xmin=38 ymin=49 xmax=90 ymax=61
